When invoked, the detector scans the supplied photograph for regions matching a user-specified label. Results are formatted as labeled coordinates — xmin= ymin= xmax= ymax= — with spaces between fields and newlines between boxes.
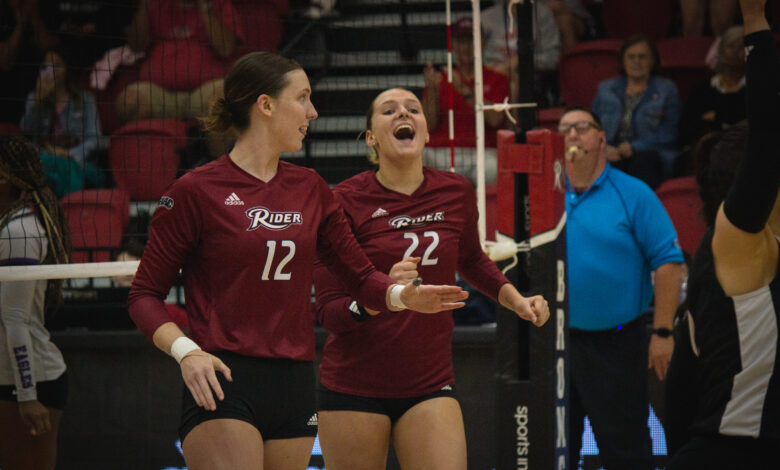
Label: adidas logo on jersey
xmin=371 ymin=207 xmax=389 ymax=219
xmin=224 ymin=192 xmax=244 ymax=205
xmin=441 ymin=385 xmax=452 ymax=391
xmin=307 ymin=413 xmax=318 ymax=427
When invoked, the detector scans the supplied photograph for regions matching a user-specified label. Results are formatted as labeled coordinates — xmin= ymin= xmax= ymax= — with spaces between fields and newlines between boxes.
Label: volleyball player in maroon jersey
xmin=128 ymin=55 xmax=468 ymax=470
xmin=312 ymin=88 xmax=550 ymax=470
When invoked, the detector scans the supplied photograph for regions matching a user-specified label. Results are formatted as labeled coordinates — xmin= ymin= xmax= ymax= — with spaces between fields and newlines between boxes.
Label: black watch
xmin=349 ymin=300 xmax=369 ymax=322
xmin=651 ymin=327 xmax=673 ymax=338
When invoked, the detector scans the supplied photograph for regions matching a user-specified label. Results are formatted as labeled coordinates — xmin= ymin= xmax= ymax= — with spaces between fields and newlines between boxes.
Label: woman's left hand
xmin=511 ymin=295 xmax=550 ymax=327
xmin=399 ymin=283 xmax=469 ymax=314
xmin=18 ymin=399 xmax=51 ymax=436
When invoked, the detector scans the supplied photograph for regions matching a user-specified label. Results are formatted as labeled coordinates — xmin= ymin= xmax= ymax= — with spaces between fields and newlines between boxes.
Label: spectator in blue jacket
xmin=591 ymin=35 xmax=681 ymax=189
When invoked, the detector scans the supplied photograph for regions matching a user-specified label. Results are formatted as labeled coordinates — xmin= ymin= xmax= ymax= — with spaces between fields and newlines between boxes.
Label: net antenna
xmin=445 ymin=0 xmax=456 ymax=173
xmin=463 ymin=0 xmax=537 ymax=250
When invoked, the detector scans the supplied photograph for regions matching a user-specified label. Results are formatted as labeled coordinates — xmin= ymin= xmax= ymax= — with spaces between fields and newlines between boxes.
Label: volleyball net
xmin=0 ymin=0 xmax=543 ymax=284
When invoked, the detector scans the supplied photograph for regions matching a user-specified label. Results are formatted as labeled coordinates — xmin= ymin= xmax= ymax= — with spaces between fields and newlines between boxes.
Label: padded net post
xmin=494 ymin=129 xmax=569 ymax=470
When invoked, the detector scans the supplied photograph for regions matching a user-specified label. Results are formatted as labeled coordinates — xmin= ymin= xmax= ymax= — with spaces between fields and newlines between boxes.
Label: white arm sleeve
xmin=1 ymin=279 xmax=38 ymax=401
xmin=0 ymin=212 xmax=43 ymax=402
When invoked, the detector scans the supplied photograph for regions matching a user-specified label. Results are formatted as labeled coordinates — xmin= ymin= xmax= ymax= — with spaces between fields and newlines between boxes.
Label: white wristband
xmin=389 ymin=284 xmax=408 ymax=310
xmin=170 ymin=336 xmax=201 ymax=363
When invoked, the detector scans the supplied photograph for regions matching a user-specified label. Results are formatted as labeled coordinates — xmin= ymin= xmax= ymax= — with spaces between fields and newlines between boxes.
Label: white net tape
xmin=0 ymin=261 xmax=139 ymax=281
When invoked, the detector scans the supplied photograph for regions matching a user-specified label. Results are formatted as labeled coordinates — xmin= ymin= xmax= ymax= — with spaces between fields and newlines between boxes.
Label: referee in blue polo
xmin=558 ymin=106 xmax=684 ymax=469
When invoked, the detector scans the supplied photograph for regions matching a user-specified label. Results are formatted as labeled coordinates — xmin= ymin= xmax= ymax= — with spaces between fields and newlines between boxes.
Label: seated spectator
xmin=680 ymin=0 xmax=738 ymax=37
xmin=20 ymin=48 xmax=105 ymax=196
xmin=544 ymin=0 xmax=595 ymax=53
xmin=0 ymin=0 xmax=59 ymax=125
xmin=678 ymin=25 xmax=745 ymax=176
xmin=591 ymin=35 xmax=680 ymax=189
xmin=481 ymin=0 xmax=561 ymax=106
xmin=422 ymin=17 xmax=510 ymax=148
xmin=114 ymin=0 xmax=244 ymax=124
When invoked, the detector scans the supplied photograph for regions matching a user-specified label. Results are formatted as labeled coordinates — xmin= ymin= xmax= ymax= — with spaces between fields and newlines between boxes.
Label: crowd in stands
xmin=2 ymin=3 xmax=776 ymax=469
xmin=423 ymin=0 xmax=752 ymax=187
xmin=0 ymin=0 xmax=764 ymax=267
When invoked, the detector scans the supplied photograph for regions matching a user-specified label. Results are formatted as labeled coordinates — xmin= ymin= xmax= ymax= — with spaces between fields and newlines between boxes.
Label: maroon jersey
xmin=129 ymin=156 xmax=393 ymax=360
xmin=314 ymin=167 xmax=509 ymax=397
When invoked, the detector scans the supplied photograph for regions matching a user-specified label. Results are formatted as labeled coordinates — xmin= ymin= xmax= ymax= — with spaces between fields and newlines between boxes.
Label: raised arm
xmin=197 ymin=0 xmax=239 ymax=59
xmin=712 ymin=0 xmax=780 ymax=296
xmin=125 ymin=0 xmax=151 ymax=53
xmin=422 ymin=63 xmax=441 ymax=131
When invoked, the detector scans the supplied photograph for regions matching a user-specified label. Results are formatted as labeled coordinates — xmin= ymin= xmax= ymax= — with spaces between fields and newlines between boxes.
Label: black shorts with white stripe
xmin=179 ymin=352 xmax=317 ymax=442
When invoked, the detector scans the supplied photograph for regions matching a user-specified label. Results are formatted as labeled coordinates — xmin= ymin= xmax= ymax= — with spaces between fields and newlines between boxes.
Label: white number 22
xmin=402 ymin=231 xmax=439 ymax=266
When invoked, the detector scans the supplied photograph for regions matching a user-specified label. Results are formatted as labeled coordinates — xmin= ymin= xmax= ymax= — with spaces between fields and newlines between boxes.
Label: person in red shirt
xmin=127 ymin=53 xmax=467 ymax=470
xmin=116 ymin=0 xmax=245 ymax=124
xmin=422 ymin=16 xmax=510 ymax=148
xmin=313 ymin=88 xmax=550 ymax=470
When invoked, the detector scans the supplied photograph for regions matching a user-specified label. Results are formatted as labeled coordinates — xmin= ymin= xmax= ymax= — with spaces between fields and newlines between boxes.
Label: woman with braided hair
xmin=0 ymin=135 xmax=71 ymax=470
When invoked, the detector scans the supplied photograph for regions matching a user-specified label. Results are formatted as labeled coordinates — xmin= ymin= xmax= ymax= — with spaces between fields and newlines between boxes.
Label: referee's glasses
xmin=558 ymin=121 xmax=601 ymax=135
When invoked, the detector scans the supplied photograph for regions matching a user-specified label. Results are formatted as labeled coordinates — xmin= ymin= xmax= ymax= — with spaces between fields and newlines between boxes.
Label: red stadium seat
xmin=110 ymin=119 xmax=187 ymax=201
xmin=536 ymin=107 xmax=564 ymax=132
xmin=61 ymin=189 xmax=130 ymax=263
xmin=559 ymin=39 xmax=622 ymax=107
xmin=658 ymin=36 xmax=715 ymax=102
xmin=602 ymin=0 xmax=674 ymax=40
xmin=232 ymin=0 xmax=288 ymax=54
xmin=655 ymin=176 xmax=707 ymax=256
xmin=0 ymin=122 xmax=21 ymax=136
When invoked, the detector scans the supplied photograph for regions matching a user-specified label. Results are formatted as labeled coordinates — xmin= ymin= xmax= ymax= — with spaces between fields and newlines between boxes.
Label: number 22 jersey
xmin=314 ymin=167 xmax=509 ymax=397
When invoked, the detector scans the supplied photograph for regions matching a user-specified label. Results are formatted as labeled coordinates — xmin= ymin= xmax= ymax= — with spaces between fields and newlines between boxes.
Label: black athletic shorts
xmin=0 ymin=370 xmax=69 ymax=410
xmin=179 ymin=352 xmax=317 ymax=442
xmin=666 ymin=434 xmax=777 ymax=470
xmin=317 ymin=382 xmax=458 ymax=424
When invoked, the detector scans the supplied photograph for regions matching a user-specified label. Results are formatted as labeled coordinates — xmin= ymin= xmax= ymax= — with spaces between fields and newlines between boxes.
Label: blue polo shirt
xmin=566 ymin=164 xmax=683 ymax=330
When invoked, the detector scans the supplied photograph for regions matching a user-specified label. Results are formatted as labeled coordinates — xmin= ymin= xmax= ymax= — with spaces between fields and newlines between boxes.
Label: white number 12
xmin=261 ymin=240 xmax=296 ymax=280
